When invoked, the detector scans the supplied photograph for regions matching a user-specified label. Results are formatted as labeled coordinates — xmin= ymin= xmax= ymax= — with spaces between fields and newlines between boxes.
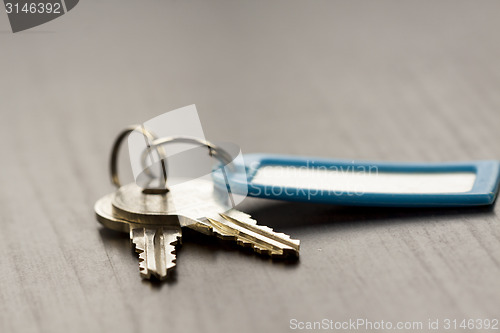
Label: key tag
xmin=212 ymin=154 xmax=500 ymax=207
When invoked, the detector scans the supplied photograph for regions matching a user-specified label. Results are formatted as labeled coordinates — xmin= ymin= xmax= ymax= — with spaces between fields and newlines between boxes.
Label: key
xmin=95 ymin=178 xmax=300 ymax=280
xmin=111 ymin=178 xmax=300 ymax=257
xmin=95 ymin=194 xmax=181 ymax=280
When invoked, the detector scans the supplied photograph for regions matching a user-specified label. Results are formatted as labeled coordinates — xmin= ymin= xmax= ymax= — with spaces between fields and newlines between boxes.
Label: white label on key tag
xmin=252 ymin=166 xmax=476 ymax=194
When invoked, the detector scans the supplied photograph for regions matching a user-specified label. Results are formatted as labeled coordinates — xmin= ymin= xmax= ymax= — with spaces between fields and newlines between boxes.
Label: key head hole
xmin=142 ymin=188 xmax=169 ymax=195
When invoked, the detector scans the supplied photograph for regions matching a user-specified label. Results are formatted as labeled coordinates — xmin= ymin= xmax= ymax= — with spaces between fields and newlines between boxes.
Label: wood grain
xmin=0 ymin=1 xmax=499 ymax=332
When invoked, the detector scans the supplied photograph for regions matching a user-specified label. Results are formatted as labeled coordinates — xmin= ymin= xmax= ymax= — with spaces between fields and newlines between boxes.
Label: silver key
xmin=95 ymin=178 xmax=300 ymax=280
xmin=95 ymin=194 xmax=181 ymax=280
xmin=112 ymin=178 xmax=300 ymax=256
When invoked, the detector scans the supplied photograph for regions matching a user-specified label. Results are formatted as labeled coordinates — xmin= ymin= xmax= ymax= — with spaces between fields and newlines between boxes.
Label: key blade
xmin=221 ymin=211 xmax=300 ymax=252
xmin=130 ymin=227 xmax=181 ymax=280
xmin=206 ymin=211 xmax=300 ymax=258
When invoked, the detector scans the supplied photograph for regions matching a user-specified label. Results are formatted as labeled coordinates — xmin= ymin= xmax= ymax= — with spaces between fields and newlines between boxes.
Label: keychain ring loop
xmin=141 ymin=136 xmax=235 ymax=174
xmin=110 ymin=126 xmax=235 ymax=191
xmin=110 ymin=125 xmax=166 ymax=188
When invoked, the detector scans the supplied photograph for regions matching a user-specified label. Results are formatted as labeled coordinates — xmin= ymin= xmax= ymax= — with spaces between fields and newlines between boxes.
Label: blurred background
xmin=1 ymin=1 xmax=499 ymax=332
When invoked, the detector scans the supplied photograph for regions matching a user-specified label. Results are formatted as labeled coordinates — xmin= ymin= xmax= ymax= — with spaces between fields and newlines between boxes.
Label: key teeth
xmin=235 ymin=237 xmax=255 ymax=249
xmin=132 ymin=238 xmax=148 ymax=274
xmin=165 ymin=238 xmax=179 ymax=270
xmin=220 ymin=212 xmax=295 ymax=240
xmin=159 ymin=231 xmax=181 ymax=279
xmin=208 ymin=224 xmax=297 ymax=258
xmin=218 ymin=213 xmax=301 ymax=251
xmin=223 ymin=210 xmax=257 ymax=225
xmin=130 ymin=228 xmax=182 ymax=280
xmin=233 ymin=236 xmax=288 ymax=257
xmin=275 ymin=232 xmax=300 ymax=246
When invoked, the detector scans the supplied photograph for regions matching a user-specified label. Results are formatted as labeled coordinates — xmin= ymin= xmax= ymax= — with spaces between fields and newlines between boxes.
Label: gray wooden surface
xmin=1 ymin=1 xmax=499 ymax=332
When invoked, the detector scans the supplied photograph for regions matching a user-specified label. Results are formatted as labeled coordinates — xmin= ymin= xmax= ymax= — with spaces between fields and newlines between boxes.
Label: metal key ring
xmin=110 ymin=126 xmax=236 ymax=192
xmin=110 ymin=125 xmax=167 ymax=189
xmin=140 ymin=136 xmax=235 ymax=175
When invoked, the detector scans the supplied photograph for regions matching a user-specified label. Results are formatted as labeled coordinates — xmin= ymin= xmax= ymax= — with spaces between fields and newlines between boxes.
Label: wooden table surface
xmin=1 ymin=1 xmax=499 ymax=332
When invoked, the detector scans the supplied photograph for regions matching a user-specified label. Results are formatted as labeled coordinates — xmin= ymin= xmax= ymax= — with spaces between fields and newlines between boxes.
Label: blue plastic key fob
xmin=212 ymin=154 xmax=500 ymax=207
